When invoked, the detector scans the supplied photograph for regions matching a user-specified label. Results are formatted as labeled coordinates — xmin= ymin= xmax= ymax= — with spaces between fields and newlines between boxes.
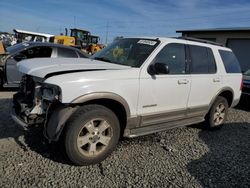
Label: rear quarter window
xmin=57 ymin=48 xmax=78 ymax=58
xmin=219 ymin=50 xmax=241 ymax=73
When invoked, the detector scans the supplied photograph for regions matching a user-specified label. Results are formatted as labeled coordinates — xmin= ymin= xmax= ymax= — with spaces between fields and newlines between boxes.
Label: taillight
xmin=240 ymin=76 xmax=243 ymax=91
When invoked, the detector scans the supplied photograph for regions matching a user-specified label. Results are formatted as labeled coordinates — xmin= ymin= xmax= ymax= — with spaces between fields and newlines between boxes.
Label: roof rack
xmin=176 ymin=36 xmax=224 ymax=47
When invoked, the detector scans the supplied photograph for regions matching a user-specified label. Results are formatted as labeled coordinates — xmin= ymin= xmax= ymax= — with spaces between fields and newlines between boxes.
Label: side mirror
xmin=148 ymin=62 xmax=169 ymax=75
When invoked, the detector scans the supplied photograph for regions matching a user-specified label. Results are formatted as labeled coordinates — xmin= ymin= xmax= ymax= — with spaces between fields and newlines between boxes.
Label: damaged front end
xmin=12 ymin=75 xmax=62 ymax=129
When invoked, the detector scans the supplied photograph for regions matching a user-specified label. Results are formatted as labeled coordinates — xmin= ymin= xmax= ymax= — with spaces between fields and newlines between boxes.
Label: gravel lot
xmin=0 ymin=91 xmax=249 ymax=188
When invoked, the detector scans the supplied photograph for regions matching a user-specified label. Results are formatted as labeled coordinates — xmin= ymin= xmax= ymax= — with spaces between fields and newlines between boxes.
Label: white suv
xmin=12 ymin=37 xmax=242 ymax=165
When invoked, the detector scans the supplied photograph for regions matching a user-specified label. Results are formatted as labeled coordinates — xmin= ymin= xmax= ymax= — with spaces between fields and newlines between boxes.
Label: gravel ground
xmin=0 ymin=91 xmax=249 ymax=188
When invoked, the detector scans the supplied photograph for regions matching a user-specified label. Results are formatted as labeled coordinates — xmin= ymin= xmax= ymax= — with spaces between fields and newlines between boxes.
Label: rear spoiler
xmin=0 ymin=41 xmax=7 ymax=55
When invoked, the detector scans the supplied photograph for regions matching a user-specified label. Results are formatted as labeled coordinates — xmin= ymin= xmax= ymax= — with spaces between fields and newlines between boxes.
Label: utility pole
xmin=105 ymin=21 xmax=109 ymax=45
xmin=74 ymin=16 xmax=76 ymax=28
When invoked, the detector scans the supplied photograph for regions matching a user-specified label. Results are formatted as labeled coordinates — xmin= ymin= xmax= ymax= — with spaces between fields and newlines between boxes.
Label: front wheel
xmin=205 ymin=96 xmax=229 ymax=129
xmin=64 ymin=104 xmax=120 ymax=166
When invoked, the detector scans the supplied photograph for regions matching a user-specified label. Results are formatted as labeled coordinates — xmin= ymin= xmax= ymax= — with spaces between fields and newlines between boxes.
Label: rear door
xmin=186 ymin=43 xmax=221 ymax=117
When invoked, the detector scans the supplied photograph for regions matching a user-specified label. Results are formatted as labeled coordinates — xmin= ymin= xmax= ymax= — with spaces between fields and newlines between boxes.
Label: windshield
xmin=91 ymin=38 xmax=159 ymax=67
xmin=244 ymin=69 xmax=250 ymax=76
xmin=6 ymin=43 xmax=30 ymax=53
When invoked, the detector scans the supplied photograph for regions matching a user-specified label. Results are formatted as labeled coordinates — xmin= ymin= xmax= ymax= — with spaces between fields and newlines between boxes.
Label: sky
xmin=1 ymin=0 xmax=250 ymax=43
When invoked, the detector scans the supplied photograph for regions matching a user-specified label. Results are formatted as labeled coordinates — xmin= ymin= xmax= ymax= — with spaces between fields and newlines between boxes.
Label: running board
xmin=124 ymin=116 xmax=204 ymax=138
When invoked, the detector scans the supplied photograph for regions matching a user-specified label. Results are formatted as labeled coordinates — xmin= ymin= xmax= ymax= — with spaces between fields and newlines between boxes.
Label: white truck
xmin=12 ymin=37 xmax=242 ymax=165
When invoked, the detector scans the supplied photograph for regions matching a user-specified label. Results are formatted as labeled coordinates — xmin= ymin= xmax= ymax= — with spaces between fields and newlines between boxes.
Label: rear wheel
xmin=64 ymin=104 xmax=120 ymax=166
xmin=205 ymin=96 xmax=228 ymax=129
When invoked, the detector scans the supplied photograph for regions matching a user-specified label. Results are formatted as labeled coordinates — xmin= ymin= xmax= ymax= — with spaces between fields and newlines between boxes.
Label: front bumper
xmin=12 ymin=92 xmax=78 ymax=142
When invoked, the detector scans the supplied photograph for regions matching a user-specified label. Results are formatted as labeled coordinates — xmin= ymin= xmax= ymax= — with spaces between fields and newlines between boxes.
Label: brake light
xmin=240 ymin=76 xmax=243 ymax=91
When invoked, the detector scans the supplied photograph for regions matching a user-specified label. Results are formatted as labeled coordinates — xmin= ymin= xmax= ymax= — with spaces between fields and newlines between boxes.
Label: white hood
xmin=17 ymin=58 xmax=131 ymax=78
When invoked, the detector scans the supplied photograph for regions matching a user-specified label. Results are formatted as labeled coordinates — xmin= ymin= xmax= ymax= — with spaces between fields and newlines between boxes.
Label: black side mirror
xmin=148 ymin=62 xmax=169 ymax=75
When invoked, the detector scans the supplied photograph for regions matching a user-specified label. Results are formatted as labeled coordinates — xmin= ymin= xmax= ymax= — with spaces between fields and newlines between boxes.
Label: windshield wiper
xmin=93 ymin=57 xmax=112 ymax=63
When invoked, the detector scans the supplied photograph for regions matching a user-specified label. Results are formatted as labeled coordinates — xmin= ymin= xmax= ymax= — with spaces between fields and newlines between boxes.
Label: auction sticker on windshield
xmin=137 ymin=40 xmax=157 ymax=46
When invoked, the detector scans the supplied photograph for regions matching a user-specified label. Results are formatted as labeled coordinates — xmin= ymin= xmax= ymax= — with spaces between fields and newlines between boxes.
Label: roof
xmin=22 ymin=42 xmax=79 ymax=49
xmin=70 ymin=28 xmax=90 ymax=33
xmin=6 ymin=42 xmax=89 ymax=57
xmin=13 ymin=29 xmax=54 ymax=38
xmin=176 ymin=27 xmax=250 ymax=33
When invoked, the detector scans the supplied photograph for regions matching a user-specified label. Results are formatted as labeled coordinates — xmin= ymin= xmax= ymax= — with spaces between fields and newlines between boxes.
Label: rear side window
xmin=57 ymin=48 xmax=78 ymax=58
xmin=189 ymin=45 xmax=216 ymax=74
xmin=219 ymin=50 xmax=241 ymax=73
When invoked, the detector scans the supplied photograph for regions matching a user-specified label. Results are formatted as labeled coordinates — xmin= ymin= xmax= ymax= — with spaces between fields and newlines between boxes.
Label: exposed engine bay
xmin=13 ymin=75 xmax=61 ymax=125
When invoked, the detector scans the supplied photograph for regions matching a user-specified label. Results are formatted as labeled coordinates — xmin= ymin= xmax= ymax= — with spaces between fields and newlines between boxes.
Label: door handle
xmin=213 ymin=78 xmax=221 ymax=82
xmin=178 ymin=79 xmax=189 ymax=85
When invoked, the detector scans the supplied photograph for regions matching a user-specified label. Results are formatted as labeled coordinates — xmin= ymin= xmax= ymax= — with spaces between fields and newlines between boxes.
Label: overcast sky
xmin=1 ymin=0 xmax=250 ymax=43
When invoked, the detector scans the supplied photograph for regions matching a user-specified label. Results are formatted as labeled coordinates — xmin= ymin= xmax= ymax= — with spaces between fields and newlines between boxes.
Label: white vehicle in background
xmin=13 ymin=29 xmax=54 ymax=43
xmin=12 ymin=37 xmax=242 ymax=165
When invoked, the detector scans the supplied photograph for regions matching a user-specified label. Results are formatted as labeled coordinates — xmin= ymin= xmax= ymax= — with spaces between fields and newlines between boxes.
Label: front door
xmin=138 ymin=43 xmax=191 ymax=126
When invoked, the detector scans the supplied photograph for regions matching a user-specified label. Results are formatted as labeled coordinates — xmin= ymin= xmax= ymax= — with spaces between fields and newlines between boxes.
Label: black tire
xmin=64 ymin=104 xmax=120 ymax=166
xmin=205 ymin=96 xmax=229 ymax=130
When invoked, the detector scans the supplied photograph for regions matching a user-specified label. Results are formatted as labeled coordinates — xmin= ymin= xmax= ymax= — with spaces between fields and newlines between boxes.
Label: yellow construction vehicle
xmin=53 ymin=35 xmax=75 ymax=46
xmin=53 ymin=28 xmax=104 ymax=54
xmin=86 ymin=35 xmax=105 ymax=54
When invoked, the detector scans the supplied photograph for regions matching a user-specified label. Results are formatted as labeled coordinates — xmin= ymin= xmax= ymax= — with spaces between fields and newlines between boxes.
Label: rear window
xmin=219 ymin=50 xmax=241 ymax=73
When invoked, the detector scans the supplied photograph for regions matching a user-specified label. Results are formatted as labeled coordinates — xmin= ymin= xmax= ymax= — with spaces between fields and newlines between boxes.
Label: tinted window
xmin=57 ymin=48 xmax=78 ymax=58
xmin=189 ymin=45 xmax=216 ymax=74
xmin=153 ymin=43 xmax=186 ymax=74
xmin=14 ymin=46 xmax=52 ymax=61
xmin=219 ymin=50 xmax=241 ymax=73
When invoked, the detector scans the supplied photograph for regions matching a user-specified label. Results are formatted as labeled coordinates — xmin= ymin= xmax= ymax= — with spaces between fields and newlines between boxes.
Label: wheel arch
xmin=71 ymin=92 xmax=131 ymax=118
xmin=46 ymin=92 xmax=131 ymax=142
xmin=209 ymin=87 xmax=234 ymax=110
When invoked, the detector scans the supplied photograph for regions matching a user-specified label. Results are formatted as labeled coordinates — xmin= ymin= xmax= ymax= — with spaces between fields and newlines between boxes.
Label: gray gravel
xmin=0 ymin=91 xmax=249 ymax=188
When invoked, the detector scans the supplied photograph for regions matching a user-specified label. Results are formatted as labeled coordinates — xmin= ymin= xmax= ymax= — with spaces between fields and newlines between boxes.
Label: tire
xmin=205 ymin=96 xmax=229 ymax=130
xmin=64 ymin=104 xmax=120 ymax=166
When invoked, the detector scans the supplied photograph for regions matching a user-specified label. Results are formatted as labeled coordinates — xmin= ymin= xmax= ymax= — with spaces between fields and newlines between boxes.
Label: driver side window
xmin=154 ymin=43 xmax=186 ymax=74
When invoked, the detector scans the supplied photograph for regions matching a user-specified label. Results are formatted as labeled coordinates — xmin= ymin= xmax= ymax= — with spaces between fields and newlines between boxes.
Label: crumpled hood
xmin=17 ymin=58 xmax=131 ymax=78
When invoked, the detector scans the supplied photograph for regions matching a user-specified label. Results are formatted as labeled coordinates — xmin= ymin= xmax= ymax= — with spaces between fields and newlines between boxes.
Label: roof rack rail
xmin=176 ymin=36 xmax=224 ymax=47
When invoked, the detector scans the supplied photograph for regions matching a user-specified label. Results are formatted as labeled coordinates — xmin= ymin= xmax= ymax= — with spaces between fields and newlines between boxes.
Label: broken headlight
xmin=41 ymin=83 xmax=61 ymax=101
